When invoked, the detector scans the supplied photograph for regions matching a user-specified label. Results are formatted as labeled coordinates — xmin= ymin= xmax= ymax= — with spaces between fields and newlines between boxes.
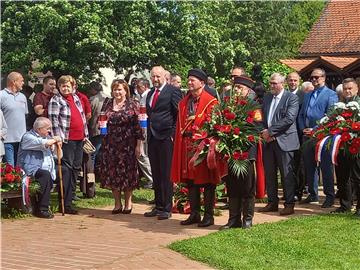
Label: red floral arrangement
xmin=0 ymin=163 xmax=24 ymax=192
xmin=191 ymin=92 xmax=262 ymax=177
xmin=312 ymin=101 xmax=360 ymax=160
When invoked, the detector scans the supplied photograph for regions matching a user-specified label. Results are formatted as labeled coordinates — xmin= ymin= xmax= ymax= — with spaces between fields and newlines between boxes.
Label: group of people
xmin=1 ymin=65 xmax=359 ymax=226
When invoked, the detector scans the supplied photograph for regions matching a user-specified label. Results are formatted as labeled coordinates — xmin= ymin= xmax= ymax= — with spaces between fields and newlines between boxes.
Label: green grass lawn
xmin=169 ymin=214 xmax=360 ymax=270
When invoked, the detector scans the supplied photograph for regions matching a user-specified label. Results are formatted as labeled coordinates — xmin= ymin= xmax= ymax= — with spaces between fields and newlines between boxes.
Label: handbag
xmin=83 ymin=138 xmax=96 ymax=154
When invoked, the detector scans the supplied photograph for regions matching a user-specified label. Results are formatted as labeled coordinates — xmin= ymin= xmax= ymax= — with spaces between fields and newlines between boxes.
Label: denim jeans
xmin=4 ymin=142 xmax=20 ymax=166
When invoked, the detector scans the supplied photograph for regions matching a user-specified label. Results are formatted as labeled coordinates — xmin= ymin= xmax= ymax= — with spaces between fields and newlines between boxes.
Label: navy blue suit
xmin=298 ymin=85 xmax=338 ymax=202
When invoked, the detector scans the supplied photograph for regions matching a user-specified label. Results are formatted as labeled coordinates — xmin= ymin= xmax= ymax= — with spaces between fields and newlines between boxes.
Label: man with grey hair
xmin=17 ymin=117 xmax=75 ymax=218
xmin=300 ymin=81 xmax=314 ymax=93
xmin=259 ymin=73 xmax=299 ymax=215
xmin=0 ymin=72 xmax=28 ymax=166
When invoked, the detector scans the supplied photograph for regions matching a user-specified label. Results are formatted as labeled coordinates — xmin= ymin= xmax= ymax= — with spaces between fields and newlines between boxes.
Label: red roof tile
xmin=300 ymin=1 xmax=360 ymax=55
xmin=280 ymin=59 xmax=316 ymax=72
xmin=319 ymin=56 xmax=360 ymax=69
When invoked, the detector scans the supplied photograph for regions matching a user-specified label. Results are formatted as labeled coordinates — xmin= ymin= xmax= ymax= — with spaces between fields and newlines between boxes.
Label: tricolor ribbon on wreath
xmin=315 ymin=134 xmax=342 ymax=166
xmin=21 ymin=171 xmax=31 ymax=206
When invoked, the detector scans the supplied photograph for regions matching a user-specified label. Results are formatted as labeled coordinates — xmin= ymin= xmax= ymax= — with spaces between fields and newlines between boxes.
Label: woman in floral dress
xmin=96 ymin=79 xmax=143 ymax=214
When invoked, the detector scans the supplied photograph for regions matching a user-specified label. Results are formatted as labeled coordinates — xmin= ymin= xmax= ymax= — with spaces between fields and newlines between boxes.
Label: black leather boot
xmin=180 ymin=185 xmax=201 ymax=225
xmin=198 ymin=185 xmax=215 ymax=227
xmin=242 ymin=197 xmax=255 ymax=229
xmin=219 ymin=197 xmax=242 ymax=230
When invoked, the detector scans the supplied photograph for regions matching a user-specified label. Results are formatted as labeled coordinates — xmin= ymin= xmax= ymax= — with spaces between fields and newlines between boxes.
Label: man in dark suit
xmin=259 ymin=73 xmax=299 ymax=215
xmin=287 ymin=72 xmax=306 ymax=201
xmin=298 ymin=68 xmax=338 ymax=208
xmin=144 ymin=65 xmax=182 ymax=220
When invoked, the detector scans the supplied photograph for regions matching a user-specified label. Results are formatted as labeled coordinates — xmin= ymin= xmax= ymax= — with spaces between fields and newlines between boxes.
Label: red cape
xmin=171 ymin=90 xmax=228 ymax=184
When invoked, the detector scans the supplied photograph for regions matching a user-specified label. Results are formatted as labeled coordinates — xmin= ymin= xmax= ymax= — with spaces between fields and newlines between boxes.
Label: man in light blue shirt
xmin=0 ymin=72 xmax=28 ymax=166
xmin=17 ymin=117 xmax=75 ymax=218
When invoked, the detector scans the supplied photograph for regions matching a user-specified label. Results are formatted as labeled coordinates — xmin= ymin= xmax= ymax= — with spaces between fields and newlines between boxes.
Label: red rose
xmin=223 ymin=109 xmax=230 ymax=114
xmin=330 ymin=128 xmax=341 ymax=135
xmin=214 ymin=124 xmax=221 ymax=131
xmin=221 ymin=125 xmax=232 ymax=133
xmin=238 ymin=99 xmax=247 ymax=106
xmin=341 ymin=132 xmax=351 ymax=142
xmin=239 ymin=152 xmax=249 ymax=160
xmin=5 ymin=163 xmax=13 ymax=173
xmin=180 ymin=187 xmax=189 ymax=194
xmin=352 ymin=122 xmax=360 ymax=131
xmin=233 ymin=151 xmax=241 ymax=160
xmin=341 ymin=111 xmax=353 ymax=118
xmin=224 ymin=96 xmax=230 ymax=103
xmin=4 ymin=173 xmax=15 ymax=183
xmin=247 ymin=111 xmax=255 ymax=118
xmin=317 ymin=133 xmax=325 ymax=140
xmin=14 ymin=166 xmax=22 ymax=174
xmin=247 ymin=135 xmax=255 ymax=142
xmin=352 ymin=137 xmax=360 ymax=147
xmin=246 ymin=117 xmax=254 ymax=124
xmin=349 ymin=145 xmax=359 ymax=155
xmin=233 ymin=127 xmax=240 ymax=135
xmin=342 ymin=128 xmax=349 ymax=132
xmin=204 ymin=138 xmax=210 ymax=145
xmin=224 ymin=112 xmax=236 ymax=120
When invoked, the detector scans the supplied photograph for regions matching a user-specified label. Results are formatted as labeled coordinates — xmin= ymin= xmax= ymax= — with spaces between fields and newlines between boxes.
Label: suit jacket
xmin=298 ymin=85 xmax=338 ymax=131
xmin=262 ymin=90 xmax=300 ymax=152
xmin=146 ymin=84 xmax=182 ymax=140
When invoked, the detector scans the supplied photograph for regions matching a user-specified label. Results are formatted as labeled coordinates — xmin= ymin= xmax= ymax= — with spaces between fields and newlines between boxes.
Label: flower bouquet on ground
xmin=1 ymin=162 xmax=40 ymax=204
xmin=312 ymin=101 xmax=360 ymax=162
xmin=190 ymin=93 xmax=262 ymax=177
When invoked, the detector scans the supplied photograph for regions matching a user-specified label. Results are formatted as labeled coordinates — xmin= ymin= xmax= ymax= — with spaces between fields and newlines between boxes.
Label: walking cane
xmin=57 ymin=143 xmax=65 ymax=216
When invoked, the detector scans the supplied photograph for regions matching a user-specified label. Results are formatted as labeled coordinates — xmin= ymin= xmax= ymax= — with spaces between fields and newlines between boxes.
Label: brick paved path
xmin=1 ymin=200 xmax=331 ymax=270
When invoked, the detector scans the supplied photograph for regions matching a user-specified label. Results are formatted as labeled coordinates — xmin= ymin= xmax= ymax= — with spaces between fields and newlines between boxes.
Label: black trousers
xmin=34 ymin=169 xmax=53 ymax=212
xmin=226 ymin=161 xmax=256 ymax=200
xmin=34 ymin=166 xmax=72 ymax=212
xmin=335 ymin=152 xmax=353 ymax=210
xmin=148 ymin=136 xmax=173 ymax=213
xmin=62 ymin=140 xmax=84 ymax=197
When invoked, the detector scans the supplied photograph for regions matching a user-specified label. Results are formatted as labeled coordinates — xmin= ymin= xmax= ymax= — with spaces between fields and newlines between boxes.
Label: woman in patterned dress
xmin=96 ymin=79 xmax=143 ymax=214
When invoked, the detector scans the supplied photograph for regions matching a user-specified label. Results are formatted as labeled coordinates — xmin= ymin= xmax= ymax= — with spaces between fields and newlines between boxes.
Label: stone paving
xmin=1 ymin=199 xmax=333 ymax=270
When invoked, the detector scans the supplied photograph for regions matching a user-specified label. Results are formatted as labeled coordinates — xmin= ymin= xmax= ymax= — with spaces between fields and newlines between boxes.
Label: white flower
xmin=336 ymin=115 xmax=345 ymax=121
xmin=334 ymin=102 xmax=346 ymax=109
xmin=319 ymin=116 xmax=329 ymax=124
xmin=346 ymin=101 xmax=360 ymax=111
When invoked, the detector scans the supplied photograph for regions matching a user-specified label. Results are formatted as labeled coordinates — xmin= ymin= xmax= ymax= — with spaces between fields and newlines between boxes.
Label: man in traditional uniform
xmin=171 ymin=68 xmax=227 ymax=227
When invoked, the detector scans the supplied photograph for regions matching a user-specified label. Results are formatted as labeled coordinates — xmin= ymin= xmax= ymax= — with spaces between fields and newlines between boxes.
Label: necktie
xmin=309 ymin=90 xmax=318 ymax=108
xmin=151 ymin=88 xmax=160 ymax=108
xmin=268 ymin=96 xmax=278 ymax=127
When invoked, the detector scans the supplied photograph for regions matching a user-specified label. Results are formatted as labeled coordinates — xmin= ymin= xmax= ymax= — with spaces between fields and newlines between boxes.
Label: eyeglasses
xmin=310 ymin=75 xmax=323 ymax=81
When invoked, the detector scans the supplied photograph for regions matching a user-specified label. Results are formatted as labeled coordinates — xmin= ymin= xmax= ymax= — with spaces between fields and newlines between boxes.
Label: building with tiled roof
xmin=281 ymin=0 xmax=360 ymax=88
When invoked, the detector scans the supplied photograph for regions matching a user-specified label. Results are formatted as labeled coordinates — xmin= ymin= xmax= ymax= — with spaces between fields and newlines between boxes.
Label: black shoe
xmin=144 ymin=208 xmax=161 ymax=217
xmin=198 ymin=215 xmax=214 ymax=227
xmin=36 ymin=210 xmax=54 ymax=219
xmin=72 ymin=196 xmax=81 ymax=201
xmin=258 ymin=203 xmax=278 ymax=212
xmin=65 ymin=207 xmax=78 ymax=215
xmin=180 ymin=213 xmax=201 ymax=225
xmin=112 ymin=208 xmax=123 ymax=214
xmin=157 ymin=212 xmax=171 ymax=220
xmin=321 ymin=200 xmax=334 ymax=208
xmin=122 ymin=208 xmax=132 ymax=214
xmin=219 ymin=222 xmax=241 ymax=230
xmin=330 ymin=207 xmax=351 ymax=213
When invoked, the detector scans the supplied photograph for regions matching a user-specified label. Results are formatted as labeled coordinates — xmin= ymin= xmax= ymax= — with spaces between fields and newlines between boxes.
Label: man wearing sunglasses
xmin=298 ymin=68 xmax=338 ymax=208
